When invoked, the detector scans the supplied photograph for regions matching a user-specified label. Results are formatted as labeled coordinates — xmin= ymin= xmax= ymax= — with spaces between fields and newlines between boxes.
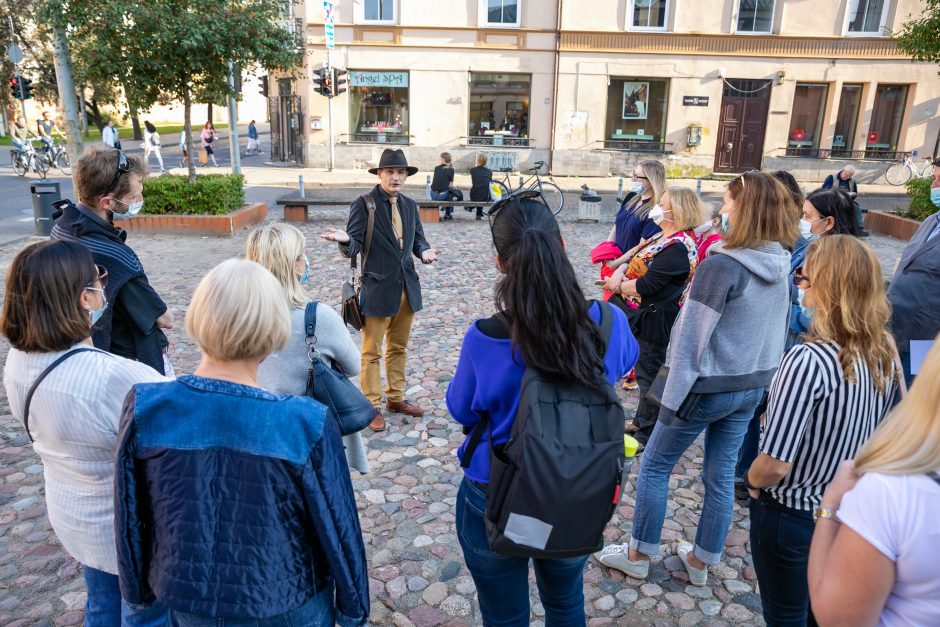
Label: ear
xmin=495 ymin=255 xmax=506 ymax=274
xmin=78 ymin=288 xmax=95 ymax=312
xmin=560 ymin=235 xmax=567 ymax=252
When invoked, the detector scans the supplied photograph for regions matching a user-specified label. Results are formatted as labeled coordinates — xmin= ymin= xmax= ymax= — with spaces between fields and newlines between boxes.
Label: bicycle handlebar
xmin=529 ymin=160 xmax=545 ymax=172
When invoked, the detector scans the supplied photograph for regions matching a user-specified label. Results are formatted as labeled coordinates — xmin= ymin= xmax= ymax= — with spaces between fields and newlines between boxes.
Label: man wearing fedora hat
xmin=322 ymin=148 xmax=440 ymax=431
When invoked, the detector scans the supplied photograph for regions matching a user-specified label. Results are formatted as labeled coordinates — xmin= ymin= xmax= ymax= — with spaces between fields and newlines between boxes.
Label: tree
xmin=43 ymin=0 xmax=301 ymax=182
xmin=893 ymin=0 xmax=940 ymax=75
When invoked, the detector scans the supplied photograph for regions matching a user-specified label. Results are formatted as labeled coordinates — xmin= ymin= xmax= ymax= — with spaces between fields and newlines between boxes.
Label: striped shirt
xmin=761 ymin=341 xmax=896 ymax=511
xmin=3 ymin=344 xmax=166 ymax=574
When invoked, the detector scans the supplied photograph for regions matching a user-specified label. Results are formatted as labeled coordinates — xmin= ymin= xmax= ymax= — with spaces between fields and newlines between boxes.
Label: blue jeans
xmin=456 ymin=478 xmax=588 ymax=626
xmin=168 ymin=582 xmax=335 ymax=626
xmin=430 ymin=189 xmax=462 ymax=216
xmin=749 ymin=493 xmax=819 ymax=627
xmin=82 ymin=565 xmax=168 ymax=627
xmin=735 ymin=390 xmax=767 ymax=479
xmin=630 ymin=387 xmax=763 ymax=565
xmin=12 ymin=139 xmax=26 ymax=158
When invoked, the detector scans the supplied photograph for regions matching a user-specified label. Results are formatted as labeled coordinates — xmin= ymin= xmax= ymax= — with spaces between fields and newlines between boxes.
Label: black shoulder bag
xmin=22 ymin=347 xmax=99 ymax=442
xmin=341 ymin=194 xmax=376 ymax=330
xmin=304 ymin=302 xmax=377 ymax=436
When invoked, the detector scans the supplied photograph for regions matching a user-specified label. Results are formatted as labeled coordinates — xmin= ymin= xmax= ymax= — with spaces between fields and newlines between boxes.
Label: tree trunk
xmin=130 ymin=109 xmax=143 ymax=141
xmin=184 ymin=87 xmax=197 ymax=184
xmin=206 ymin=102 xmax=213 ymax=125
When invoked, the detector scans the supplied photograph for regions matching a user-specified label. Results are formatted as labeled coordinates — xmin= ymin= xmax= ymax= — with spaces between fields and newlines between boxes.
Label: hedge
xmin=142 ymin=174 xmax=245 ymax=215
xmin=903 ymin=177 xmax=938 ymax=222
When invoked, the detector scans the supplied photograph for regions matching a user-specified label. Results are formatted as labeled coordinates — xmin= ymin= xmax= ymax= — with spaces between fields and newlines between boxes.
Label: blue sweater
xmin=446 ymin=302 xmax=639 ymax=484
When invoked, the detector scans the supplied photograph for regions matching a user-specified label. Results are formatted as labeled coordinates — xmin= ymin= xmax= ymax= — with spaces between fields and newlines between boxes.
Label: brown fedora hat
xmin=368 ymin=148 xmax=419 ymax=176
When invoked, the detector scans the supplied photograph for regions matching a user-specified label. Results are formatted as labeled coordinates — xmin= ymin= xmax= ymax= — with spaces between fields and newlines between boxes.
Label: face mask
xmin=649 ymin=204 xmax=665 ymax=224
xmin=931 ymin=187 xmax=940 ymax=208
xmin=298 ymin=255 xmax=310 ymax=284
xmin=630 ymin=182 xmax=645 ymax=194
xmin=799 ymin=218 xmax=822 ymax=239
xmin=110 ymin=198 xmax=144 ymax=217
xmin=86 ymin=287 xmax=108 ymax=326
xmin=720 ymin=212 xmax=732 ymax=233
xmin=693 ymin=220 xmax=715 ymax=236
xmin=797 ymin=288 xmax=813 ymax=319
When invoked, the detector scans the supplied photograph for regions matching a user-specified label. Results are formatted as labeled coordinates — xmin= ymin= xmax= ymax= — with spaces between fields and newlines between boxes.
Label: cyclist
xmin=11 ymin=115 xmax=32 ymax=159
xmin=37 ymin=111 xmax=65 ymax=154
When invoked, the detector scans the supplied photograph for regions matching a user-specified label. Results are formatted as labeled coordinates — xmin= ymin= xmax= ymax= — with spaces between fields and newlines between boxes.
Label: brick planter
xmin=418 ymin=207 xmax=440 ymax=223
xmin=116 ymin=202 xmax=268 ymax=237
xmin=865 ymin=210 xmax=922 ymax=241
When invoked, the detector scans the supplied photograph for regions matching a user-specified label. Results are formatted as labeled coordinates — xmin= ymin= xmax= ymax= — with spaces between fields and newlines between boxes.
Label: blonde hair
xmin=246 ymin=223 xmax=307 ymax=308
xmin=665 ymin=187 xmax=709 ymax=231
xmin=803 ymin=236 xmax=895 ymax=394
xmin=186 ymin=259 xmax=290 ymax=361
xmin=635 ymin=160 xmax=666 ymax=218
xmin=476 ymin=153 xmax=487 ymax=167
xmin=855 ymin=335 xmax=940 ymax=476
xmin=723 ymin=171 xmax=799 ymax=249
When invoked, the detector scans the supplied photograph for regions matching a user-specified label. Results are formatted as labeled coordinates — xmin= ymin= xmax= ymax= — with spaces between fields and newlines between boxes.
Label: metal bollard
xmin=299 ymin=175 xmax=305 ymax=198
xmin=617 ymin=176 xmax=623 ymax=200
xmin=696 ymin=178 xmax=702 ymax=197
xmin=519 ymin=176 xmax=524 ymax=189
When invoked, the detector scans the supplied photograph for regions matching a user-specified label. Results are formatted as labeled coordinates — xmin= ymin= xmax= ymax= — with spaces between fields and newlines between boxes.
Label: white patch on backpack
xmin=504 ymin=513 xmax=553 ymax=550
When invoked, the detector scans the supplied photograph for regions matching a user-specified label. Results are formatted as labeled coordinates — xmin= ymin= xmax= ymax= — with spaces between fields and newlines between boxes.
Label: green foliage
xmin=142 ymin=174 xmax=245 ymax=216
xmin=902 ymin=177 xmax=938 ymax=221
xmin=664 ymin=164 xmax=713 ymax=179
xmin=893 ymin=0 xmax=940 ymax=74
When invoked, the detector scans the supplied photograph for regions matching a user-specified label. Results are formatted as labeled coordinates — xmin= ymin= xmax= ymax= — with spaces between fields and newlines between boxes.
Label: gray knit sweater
xmin=257 ymin=302 xmax=369 ymax=473
xmin=660 ymin=241 xmax=791 ymax=422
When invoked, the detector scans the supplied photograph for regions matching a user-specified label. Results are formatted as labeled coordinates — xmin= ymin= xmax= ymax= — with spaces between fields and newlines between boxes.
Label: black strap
xmin=22 ymin=347 xmax=99 ymax=442
xmin=351 ymin=194 xmax=376 ymax=272
xmin=304 ymin=300 xmax=319 ymax=340
xmin=928 ymin=471 xmax=940 ymax=487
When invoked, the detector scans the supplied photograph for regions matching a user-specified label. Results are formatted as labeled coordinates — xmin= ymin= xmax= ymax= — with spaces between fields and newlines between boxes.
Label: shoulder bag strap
xmin=304 ymin=301 xmax=321 ymax=397
xmin=352 ymin=194 xmax=377 ymax=273
xmin=459 ymin=411 xmax=491 ymax=469
xmin=928 ymin=471 xmax=940 ymax=487
xmin=592 ymin=299 xmax=614 ymax=345
xmin=22 ymin=347 xmax=99 ymax=442
xmin=889 ymin=336 xmax=908 ymax=400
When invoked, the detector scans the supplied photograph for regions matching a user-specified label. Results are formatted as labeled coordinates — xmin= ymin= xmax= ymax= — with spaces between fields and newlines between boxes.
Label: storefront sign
xmin=683 ymin=96 xmax=709 ymax=106
xmin=349 ymin=71 xmax=409 ymax=88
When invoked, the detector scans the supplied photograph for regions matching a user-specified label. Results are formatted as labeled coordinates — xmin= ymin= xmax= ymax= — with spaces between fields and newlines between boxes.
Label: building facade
xmin=276 ymin=0 xmax=939 ymax=182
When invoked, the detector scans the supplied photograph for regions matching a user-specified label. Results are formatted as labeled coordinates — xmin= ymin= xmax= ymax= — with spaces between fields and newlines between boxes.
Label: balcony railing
xmin=778 ymin=148 xmax=912 ymax=161
xmin=341 ymin=132 xmax=410 ymax=145
xmin=465 ymin=135 xmax=533 ymax=147
xmin=603 ymin=140 xmax=674 ymax=154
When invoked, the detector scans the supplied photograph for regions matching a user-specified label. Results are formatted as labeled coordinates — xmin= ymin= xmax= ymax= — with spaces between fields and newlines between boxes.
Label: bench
xmin=276 ymin=197 xmax=493 ymax=223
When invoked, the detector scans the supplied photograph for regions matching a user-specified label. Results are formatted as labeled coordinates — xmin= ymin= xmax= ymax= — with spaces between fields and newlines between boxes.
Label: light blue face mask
xmin=797 ymin=288 xmax=813 ymax=319
xmin=931 ymin=187 xmax=940 ymax=208
xmin=630 ymin=182 xmax=645 ymax=194
xmin=720 ymin=212 xmax=732 ymax=233
xmin=86 ymin=287 xmax=108 ymax=326
xmin=298 ymin=255 xmax=310 ymax=285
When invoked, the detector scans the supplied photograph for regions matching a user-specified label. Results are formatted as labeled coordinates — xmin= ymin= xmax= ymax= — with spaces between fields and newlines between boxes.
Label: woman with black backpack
xmin=446 ymin=192 xmax=639 ymax=625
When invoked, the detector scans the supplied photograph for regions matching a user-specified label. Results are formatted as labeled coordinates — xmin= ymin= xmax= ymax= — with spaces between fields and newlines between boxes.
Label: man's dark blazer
xmin=340 ymin=185 xmax=431 ymax=317
xmin=888 ymin=212 xmax=940 ymax=354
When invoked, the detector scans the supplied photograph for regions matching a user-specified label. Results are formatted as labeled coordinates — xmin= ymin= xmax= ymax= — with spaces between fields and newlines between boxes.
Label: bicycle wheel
xmin=56 ymin=151 xmax=72 ymax=176
xmin=885 ymin=162 xmax=912 ymax=186
xmin=491 ymin=180 xmax=510 ymax=202
xmin=33 ymin=155 xmax=48 ymax=180
xmin=536 ymin=181 xmax=565 ymax=215
xmin=12 ymin=152 xmax=27 ymax=177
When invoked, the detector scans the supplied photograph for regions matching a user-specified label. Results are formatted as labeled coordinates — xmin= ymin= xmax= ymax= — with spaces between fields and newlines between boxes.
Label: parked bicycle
xmin=38 ymin=139 xmax=72 ymax=176
xmin=885 ymin=153 xmax=933 ymax=186
xmin=10 ymin=141 xmax=49 ymax=179
xmin=490 ymin=159 xmax=565 ymax=215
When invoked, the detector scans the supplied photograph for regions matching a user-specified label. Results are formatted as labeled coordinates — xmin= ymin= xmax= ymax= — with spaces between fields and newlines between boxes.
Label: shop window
xmin=846 ymin=0 xmax=889 ymax=34
xmin=363 ymin=0 xmax=395 ymax=22
xmin=481 ymin=0 xmax=520 ymax=27
xmin=630 ymin=0 xmax=668 ymax=30
xmin=736 ymin=0 xmax=775 ymax=33
xmin=786 ymin=84 xmax=828 ymax=156
xmin=832 ymin=84 xmax=863 ymax=156
xmin=867 ymin=84 xmax=908 ymax=156
xmin=467 ymin=73 xmax=531 ymax=146
xmin=348 ymin=71 xmax=409 ymax=144
xmin=604 ymin=78 xmax=670 ymax=153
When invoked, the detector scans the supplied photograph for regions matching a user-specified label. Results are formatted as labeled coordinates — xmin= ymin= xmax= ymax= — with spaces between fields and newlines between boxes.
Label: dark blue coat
xmin=115 ymin=375 xmax=369 ymax=625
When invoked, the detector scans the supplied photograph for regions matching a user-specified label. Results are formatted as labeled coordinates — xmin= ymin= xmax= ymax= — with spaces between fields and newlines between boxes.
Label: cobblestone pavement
xmin=0 ymin=205 xmax=908 ymax=626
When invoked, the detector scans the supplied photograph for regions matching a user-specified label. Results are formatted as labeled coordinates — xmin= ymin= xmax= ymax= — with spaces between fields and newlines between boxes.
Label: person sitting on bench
xmin=430 ymin=152 xmax=463 ymax=221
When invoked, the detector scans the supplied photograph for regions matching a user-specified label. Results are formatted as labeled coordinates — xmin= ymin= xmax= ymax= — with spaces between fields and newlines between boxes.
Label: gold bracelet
xmin=813 ymin=507 xmax=840 ymax=523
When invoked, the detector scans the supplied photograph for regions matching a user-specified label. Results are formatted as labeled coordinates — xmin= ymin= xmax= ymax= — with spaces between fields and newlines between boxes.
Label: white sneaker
xmin=592 ymin=544 xmax=649 ymax=579
xmin=677 ymin=541 xmax=708 ymax=586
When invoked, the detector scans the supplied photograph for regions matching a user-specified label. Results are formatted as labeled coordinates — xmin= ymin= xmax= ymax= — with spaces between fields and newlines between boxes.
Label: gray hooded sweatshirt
xmin=660 ymin=240 xmax=791 ymax=421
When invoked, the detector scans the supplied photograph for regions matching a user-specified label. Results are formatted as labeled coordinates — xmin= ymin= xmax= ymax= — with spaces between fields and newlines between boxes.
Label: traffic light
xmin=9 ymin=77 xmax=20 ymax=100
xmin=20 ymin=77 xmax=32 ymax=99
xmin=259 ymin=75 xmax=269 ymax=98
xmin=333 ymin=68 xmax=347 ymax=96
xmin=313 ymin=67 xmax=332 ymax=98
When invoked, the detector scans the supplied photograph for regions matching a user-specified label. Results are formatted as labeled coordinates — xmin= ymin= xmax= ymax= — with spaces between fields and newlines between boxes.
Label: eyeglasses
xmin=793 ymin=266 xmax=810 ymax=287
xmin=632 ymin=174 xmax=649 ymax=181
xmin=87 ymin=265 xmax=109 ymax=290
xmin=107 ymin=151 xmax=129 ymax=194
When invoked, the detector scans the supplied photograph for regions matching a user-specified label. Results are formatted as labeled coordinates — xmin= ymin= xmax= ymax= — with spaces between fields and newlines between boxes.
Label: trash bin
xmin=578 ymin=192 xmax=602 ymax=222
xmin=31 ymin=180 xmax=61 ymax=237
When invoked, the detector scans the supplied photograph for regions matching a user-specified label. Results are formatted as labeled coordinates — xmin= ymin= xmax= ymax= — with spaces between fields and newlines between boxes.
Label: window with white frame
xmin=736 ymin=0 xmax=775 ymax=33
xmin=361 ymin=0 xmax=394 ymax=22
xmin=846 ymin=0 xmax=889 ymax=34
xmin=630 ymin=0 xmax=668 ymax=30
xmin=481 ymin=0 xmax=520 ymax=27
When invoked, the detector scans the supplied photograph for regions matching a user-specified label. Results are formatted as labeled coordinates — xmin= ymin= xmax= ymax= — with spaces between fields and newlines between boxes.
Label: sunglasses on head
xmin=107 ymin=151 xmax=129 ymax=194
xmin=485 ymin=189 xmax=550 ymax=222
xmin=87 ymin=265 xmax=109 ymax=289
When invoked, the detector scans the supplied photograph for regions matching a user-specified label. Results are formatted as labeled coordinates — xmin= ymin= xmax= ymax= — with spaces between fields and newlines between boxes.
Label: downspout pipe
xmin=548 ymin=0 xmax=563 ymax=175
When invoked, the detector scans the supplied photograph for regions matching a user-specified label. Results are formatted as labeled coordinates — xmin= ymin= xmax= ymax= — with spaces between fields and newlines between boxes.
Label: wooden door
xmin=714 ymin=80 xmax=771 ymax=173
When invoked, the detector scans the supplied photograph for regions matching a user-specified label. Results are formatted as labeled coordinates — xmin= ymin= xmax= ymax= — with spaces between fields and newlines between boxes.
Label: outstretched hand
xmin=421 ymin=248 xmax=441 ymax=264
xmin=320 ymin=228 xmax=350 ymax=244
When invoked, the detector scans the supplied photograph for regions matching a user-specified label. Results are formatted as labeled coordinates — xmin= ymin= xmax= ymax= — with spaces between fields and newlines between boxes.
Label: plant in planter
xmin=142 ymin=174 xmax=245 ymax=215
xmin=902 ymin=177 xmax=938 ymax=222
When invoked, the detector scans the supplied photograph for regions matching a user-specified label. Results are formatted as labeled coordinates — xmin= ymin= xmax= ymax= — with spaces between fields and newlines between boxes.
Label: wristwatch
xmin=813 ymin=507 xmax=840 ymax=523
xmin=742 ymin=471 xmax=759 ymax=493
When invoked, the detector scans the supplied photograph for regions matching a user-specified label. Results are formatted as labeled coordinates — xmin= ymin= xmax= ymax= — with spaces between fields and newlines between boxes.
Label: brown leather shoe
xmin=386 ymin=399 xmax=425 ymax=417
xmin=368 ymin=411 xmax=386 ymax=432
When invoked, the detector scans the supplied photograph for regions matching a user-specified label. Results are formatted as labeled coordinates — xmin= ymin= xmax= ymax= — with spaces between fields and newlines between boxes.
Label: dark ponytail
xmin=492 ymin=198 xmax=607 ymax=387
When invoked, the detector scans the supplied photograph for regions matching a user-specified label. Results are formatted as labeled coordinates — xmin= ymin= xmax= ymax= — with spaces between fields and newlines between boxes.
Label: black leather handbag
xmin=341 ymin=194 xmax=376 ymax=331
xmin=305 ymin=302 xmax=376 ymax=435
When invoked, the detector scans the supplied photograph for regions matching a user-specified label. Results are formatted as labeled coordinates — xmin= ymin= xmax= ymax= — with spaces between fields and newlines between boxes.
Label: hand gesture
xmin=421 ymin=248 xmax=441 ymax=264
xmin=320 ymin=228 xmax=350 ymax=244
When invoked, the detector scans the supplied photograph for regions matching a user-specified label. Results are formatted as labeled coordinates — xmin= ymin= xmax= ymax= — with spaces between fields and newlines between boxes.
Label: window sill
xmin=356 ymin=19 xmax=398 ymax=26
xmin=602 ymin=140 xmax=673 ymax=154
xmin=481 ymin=22 xmax=522 ymax=29
xmin=464 ymin=135 xmax=533 ymax=147
xmin=626 ymin=26 xmax=669 ymax=32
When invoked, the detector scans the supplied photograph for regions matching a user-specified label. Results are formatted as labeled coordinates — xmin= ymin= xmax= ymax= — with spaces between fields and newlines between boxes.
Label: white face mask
xmin=110 ymin=198 xmax=144 ymax=218
xmin=799 ymin=217 xmax=823 ymax=239
xmin=649 ymin=204 xmax=672 ymax=225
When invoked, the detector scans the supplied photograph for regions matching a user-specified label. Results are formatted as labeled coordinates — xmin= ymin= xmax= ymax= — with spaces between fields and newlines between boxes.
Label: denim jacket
xmin=115 ymin=375 xmax=369 ymax=625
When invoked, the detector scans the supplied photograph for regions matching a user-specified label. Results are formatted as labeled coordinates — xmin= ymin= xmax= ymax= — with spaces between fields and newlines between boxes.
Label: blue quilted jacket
xmin=115 ymin=375 xmax=369 ymax=625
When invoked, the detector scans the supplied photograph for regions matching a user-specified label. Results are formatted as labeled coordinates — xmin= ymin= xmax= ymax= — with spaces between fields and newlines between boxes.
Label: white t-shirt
xmin=838 ymin=472 xmax=940 ymax=627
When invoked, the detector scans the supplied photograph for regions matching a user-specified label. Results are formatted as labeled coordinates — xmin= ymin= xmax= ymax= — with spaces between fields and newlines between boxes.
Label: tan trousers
xmin=360 ymin=291 xmax=415 ymax=407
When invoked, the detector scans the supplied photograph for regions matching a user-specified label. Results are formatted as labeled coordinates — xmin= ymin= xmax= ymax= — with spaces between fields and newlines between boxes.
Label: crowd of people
xmin=1 ymin=143 xmax=939 ymax=626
